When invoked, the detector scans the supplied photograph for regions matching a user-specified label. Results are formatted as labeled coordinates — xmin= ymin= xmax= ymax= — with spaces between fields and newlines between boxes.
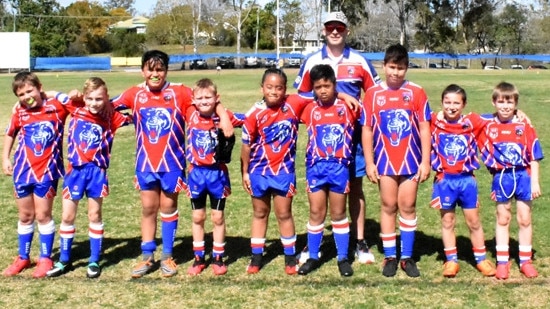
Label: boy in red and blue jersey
xmin=361 ymin=44 xmax=432 ymax=277
xmin=294 ymin=11 xmax=380 ymax=264
xmin=185 ymin=78 xmax=243 ymax=276
xmin=2 ymin=72 xmax=69 ymax=278
xmin=112 ymin=50 xmax=234 ymax=278
xmin=46 ymin=77 xmax=132 ymax=279
xmin=297 ymin=64 xmax=360 ymax=277
xmin=478 ymin=82 xmax=543 ymax=280
xmin=430 ymin=84 xmax=496 ymax=278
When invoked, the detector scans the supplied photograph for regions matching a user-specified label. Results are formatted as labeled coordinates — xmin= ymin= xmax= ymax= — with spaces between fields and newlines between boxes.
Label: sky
xmin=57 ymin=0 xmax=156 ymax=16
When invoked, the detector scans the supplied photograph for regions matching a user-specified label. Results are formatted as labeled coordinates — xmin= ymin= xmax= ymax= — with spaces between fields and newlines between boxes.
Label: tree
xmin=148 ymin=2 xmax=194 ymax=52
xmin=65 ymin=1 xmax=114 ymax=55
xmin=104 ymin=0 xmax=135 ymax=15
xmin=9 ymin=0 xmax=76 ymax=56
xmin=221 ymin=0 xmax=257 ymax=64
xmin=107 ymin=28 xmax=145 ymax=56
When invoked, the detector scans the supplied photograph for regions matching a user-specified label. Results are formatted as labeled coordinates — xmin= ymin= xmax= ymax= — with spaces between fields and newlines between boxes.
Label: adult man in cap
xmin=294 ymin=11 xmax=380 ymax=266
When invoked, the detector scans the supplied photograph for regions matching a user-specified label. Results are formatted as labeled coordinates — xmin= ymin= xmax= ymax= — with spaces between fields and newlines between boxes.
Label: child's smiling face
xmin=442 ymin=92 xmax=465 ymax=122
xmin=15 ymin=83 xmax=43 ymax=109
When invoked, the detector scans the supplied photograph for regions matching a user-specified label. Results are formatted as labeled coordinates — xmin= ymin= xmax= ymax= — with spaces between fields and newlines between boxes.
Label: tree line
xmin=0 ymin=0 xmax=549 ymax=58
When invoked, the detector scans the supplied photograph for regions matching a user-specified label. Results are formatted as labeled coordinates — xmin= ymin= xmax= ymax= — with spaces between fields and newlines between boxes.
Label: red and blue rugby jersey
xmin=430 ymin=112 xmax=487 ymax=174
xmin=242 ymin=94 xmax=309 ymax=175
xmin=112 ymin=82 xmax=192 ymax=172
xmin=65 ymin=102 xmax=132 ymax=169
xmin=185 ymin=107 xmax=243 ymax=167
xmin=361 ymin=81 xmax=432 ymax=175
xmin=293 ymin=45 xmax=380 ymax=99
xmin=5 ymin=97 xmax=69 ymax=184
xmin=478 ymin=116 xmax=543 ymax=172
xmin=300 ymin=98 xmax=360 ymax=167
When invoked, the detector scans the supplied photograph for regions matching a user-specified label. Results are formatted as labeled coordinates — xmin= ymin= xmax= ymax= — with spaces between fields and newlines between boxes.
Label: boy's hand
xmin=436 ymin=110 xmax=445 ymax=121
xmin=2 ymin=159 xmax=13 ymax=176
xmin=68 ymin=89 xmax=83 ymax=102
xmin=242 ymin=173 xmax=252 ymax=195
xmin=218 ymin=121 xmax=234 ymax=137
xmin=532 ymin=181 xmax=541 ymax=199
xmin=516 ymin=109 xmax=531 ymax=124
xmin=366 ymin=165 xmax=379 ymax=184
xmin=338 ymin=92 xmax=360 ymax=112
xmin=417 ymin=162 xmax=431 ymax=183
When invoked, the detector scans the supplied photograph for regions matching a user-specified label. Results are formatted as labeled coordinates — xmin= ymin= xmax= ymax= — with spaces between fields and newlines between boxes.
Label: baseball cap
xmin=324 ymin=11 xmax=348 ymax=27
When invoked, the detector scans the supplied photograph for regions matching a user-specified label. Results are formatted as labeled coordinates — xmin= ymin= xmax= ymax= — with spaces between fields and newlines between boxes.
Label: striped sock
xmin=251 ymin=238 xmax=265 ymax=255
xmin=160 ymin=210 xmax=178 ymax=256
xmin=38 ymin=220 xmax=56 ymax=258
xmin=280 ymin=235 xmax=296 ymax=256
xmin=380 ymin=233 xmax=397 ymax=258
xmin=59 ymin=224 xmax=76 ymax=262
xmin=88 ymin=223 xmax=104 ymax=263
xmin=399 ymin=216 xmax=417 ymax=259
xmin=495 ymin=245 xmax=509 ymax=265
xmin=17 ymin=222 xmax=34 ymax=260
xmin=307 ymin=222 xmax=324 ymax=260
xmin=444 ymin=247 xmax=458 ymax=262
xmin=519 ymin=245 xmax=532 ymax=266
xmin=332 ymin=218 xmax=350 ymax=261
xmin=472 ymin=246 xmax=487 ymax=263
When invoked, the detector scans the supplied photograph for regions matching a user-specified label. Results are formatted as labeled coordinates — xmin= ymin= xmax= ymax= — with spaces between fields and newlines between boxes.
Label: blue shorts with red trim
xmin=431 ymin=172 xmax=478 ymax=210
xmin=491 ymin=168 xmax=531 ymax=202
xmin=187 ymin=164 xmax=231 ymax=199
xmin=14 ymin=179 xmax=59 ymax=199
xmin=63 ymin=164 xmax=109 ymax=200
xmin=134 ymin=170 xmax=187 ymax=193
xmin=306 ymin=161 xmax=350 ymax=194
xmin=249 ymin=173 xmax=296 ymax=198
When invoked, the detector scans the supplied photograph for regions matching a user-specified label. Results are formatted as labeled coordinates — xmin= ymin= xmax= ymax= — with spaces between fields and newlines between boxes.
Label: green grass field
xmin=1 ymin=68 xmax=550 ymax=308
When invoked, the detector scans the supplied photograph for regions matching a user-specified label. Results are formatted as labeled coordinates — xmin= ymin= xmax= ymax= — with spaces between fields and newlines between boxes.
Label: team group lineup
xmin=2 ymin=12 xmax=543 ymax=280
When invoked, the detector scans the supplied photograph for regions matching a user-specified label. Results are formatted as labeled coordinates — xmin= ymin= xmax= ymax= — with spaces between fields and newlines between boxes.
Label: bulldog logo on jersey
xmin=316 ymin=124 xmax=344 ymax=156
xmin=76 ymin=121 xmax=102 ymax=152
xmin=439 ymin=133 xmax=467 ymax=166
xmin=380 ymin=109 xmax=411 ymax=146
xmin=26 ymin=121 xmax=55 ymax=156
xmin=191 ymin=128 xmax=216 ymax=159
xmin=262 ymin=120 xmax=292 ymax=153
xmin=496 ymin=142 xmax=522 ymax=165
xmin=140 ymin=107 xmax=172 ymax=144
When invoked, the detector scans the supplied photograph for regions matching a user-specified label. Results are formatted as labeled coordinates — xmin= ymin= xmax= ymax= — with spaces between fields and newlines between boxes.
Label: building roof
xmin=110 ymin=16 xmax=149 ymax=30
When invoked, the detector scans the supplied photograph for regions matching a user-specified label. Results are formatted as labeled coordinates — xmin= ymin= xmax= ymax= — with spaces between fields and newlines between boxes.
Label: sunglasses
xmin=325 ymin=24 xmax=347 ymax=33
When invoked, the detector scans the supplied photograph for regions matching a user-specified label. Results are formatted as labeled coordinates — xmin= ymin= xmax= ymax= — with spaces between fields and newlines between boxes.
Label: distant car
xmin=244 ymin=56 xmax=260 ymax=68
xmin=408 ymin=62 xmax=421 ymax=68
xmin=441 ymin=63 xmax=454 ymax=69
xmin=484 ymin=65 xmax=502 ymax=70
xmin=190 ymin=59 xmax=208 ymax=70
xmin=264 ymin=58 xmax=277 ymax=68
xmin=428 ymin=63 xmax=442 ymax=69
xmin=287 ymin=57 xmax=302 ymax=68
xmin=511 ymin=64 xmax=524 ymax=70
xmin=455 ymin=65 xmax=468 ymax=69
xmin=216 ymin=56 xmax=235 ymax=69
xmin=528 ymin=64 xmax=547 ymax=70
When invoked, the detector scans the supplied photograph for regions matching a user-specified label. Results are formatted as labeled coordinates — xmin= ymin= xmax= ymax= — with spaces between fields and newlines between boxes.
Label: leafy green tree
xmin=104 ymin=0 xmax=135 ymax=15
xmin=10 ymin=0 xmax=76 ymax=56
xmin=65 ymin=1 xmax=114 ymax=55
xmin=107 ymin=28 xmax=145 ymax=56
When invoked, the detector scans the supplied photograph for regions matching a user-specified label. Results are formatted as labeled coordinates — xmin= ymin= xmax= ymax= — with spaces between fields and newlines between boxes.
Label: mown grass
xmin=0 ymin=68 xmax=550 ymax=308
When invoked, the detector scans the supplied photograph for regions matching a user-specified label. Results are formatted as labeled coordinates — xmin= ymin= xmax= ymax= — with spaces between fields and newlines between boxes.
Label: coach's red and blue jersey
xmin=430 ymin=112 xmax=487 ymax=174
xmin=242 ymin=94 xmax=309 ymax=175
xmin=300 ymin=99 xmax=359 ymax=167
xmin=293 ymin=45 xmax=380 ymax=99
xmin=186 ymin=107 xmax=243 ymax=167
xmin=65 ymin=103 xmax=132 ymax=169
xmin=5 ymin=97 xmax=69 ymax=184
xmin=361 ymin=81 xmax=431 ymax=175
xmin=111 ymin=82 xmax=192 ymax=172
xmin=479 ymin=116 xmax=543 ymax=172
